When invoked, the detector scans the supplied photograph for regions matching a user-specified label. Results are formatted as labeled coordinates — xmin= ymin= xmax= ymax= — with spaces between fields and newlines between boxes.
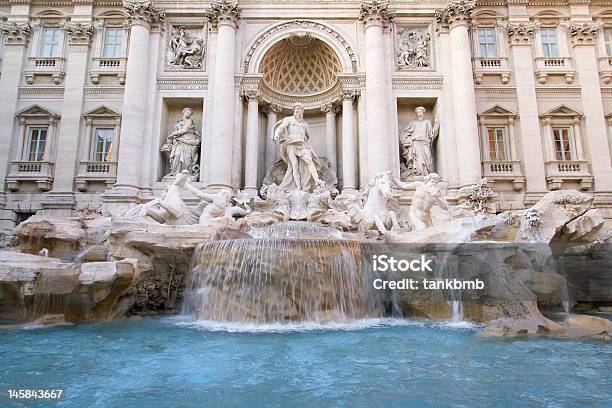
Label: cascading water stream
xmin=182 ymin=222 xmax=395 ymax=324
xmin=435 ymin=255 xmax=464 ymax=323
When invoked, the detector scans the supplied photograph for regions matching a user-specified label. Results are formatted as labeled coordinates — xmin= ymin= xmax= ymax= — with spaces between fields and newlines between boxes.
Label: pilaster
xmin=436 ymin=0 xmax=481 ymax=187
xmin=570 ymin=22 xmax=612 ymax=191
xmin=506 ymin=22 xmax=548 ymax=197
xmin=0 ymin=22 xmax=31 ymax=202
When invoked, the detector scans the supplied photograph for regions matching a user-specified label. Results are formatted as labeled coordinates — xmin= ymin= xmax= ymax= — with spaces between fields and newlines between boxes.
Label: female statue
xmin=162 ymin=107 xmax=201 ymax=177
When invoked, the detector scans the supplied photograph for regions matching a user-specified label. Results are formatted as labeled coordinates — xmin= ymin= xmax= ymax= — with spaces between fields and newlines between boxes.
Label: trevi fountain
xmin=1 ymin=101 xmax=610 ymax=406
xmin=0 ymin=0 xmax=611 ymax=405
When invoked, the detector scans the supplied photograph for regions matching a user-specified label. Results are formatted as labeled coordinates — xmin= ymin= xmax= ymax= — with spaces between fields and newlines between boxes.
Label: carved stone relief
xmin=396 ymin=27 xmax=432 ymax=70
xmin=166 ymin=25 xmax=207 ymax=70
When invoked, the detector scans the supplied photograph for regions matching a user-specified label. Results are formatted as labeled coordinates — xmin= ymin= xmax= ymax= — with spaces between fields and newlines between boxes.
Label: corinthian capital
xmin=123 ymin=0 xmax=165 ymax=29
xmin=241 ymin=89 xmax=261 ymax=102
xmin=506 ymin=23 xmax=536 ymax=46
xmin=435 ymin=0 xmax=474 ymax=29
xmin=64 ymin=22 xmax=94 ymax=46
xmin=359 ymin=1 xmax=394 ymax=28
xmin=1 ymin=22 xmax=31 ymax=45
xmin=569 ymin=22 xmax=601 ymax=46
xmin=210 ymin=0 xmax=240 ymax=29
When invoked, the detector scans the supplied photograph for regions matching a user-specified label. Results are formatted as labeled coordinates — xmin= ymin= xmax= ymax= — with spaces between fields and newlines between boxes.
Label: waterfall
xmin=182 ymin=222 xmax=391 ymax=324
xmin=435 ymin=255 xmax=464 ymax=323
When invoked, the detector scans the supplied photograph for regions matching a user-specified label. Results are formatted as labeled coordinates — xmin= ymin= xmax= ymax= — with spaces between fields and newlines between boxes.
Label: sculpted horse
xmin=341 ymin=172 xmax=400 ymax=234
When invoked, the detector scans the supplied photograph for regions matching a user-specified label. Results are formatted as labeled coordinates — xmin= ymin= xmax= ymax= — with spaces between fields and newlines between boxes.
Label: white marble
xmin=0 ymin=0 xmax=612 ymax=238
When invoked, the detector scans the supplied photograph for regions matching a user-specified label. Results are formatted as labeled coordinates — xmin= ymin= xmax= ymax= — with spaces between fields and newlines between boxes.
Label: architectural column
xmin=208 ymin=0 xmax=240 ymax=190
xmin=506 ymin=22 xmax=549 ymax=198
xmin=322 ymin=103 xmax=339 ymax=173
xmin=0 ymin=20 xmax=31 ymax=243
xmin=437 ymin=24 xmax=460 ymax=187
xmin=0 ymin=22 xmax=31 ymax=212
xmin=111 ymin=0 xmax=164 ymax=200
xmin=436 ymin=1 xmax=481 ymax=188
xmin=569 ymin=23 xmax=612 ymax=191
xmin=83 ymin=119 xmax=94 ymax=161
xmin=341 ymin=90 xmax=358 ymax=193
xmin=111 ymin=118 xmax=122 ymax=163
xmin=42 ymin=22 xmax=95 ymax=215
xmin=542 ymin=118 xmax=556 ymax=161
xmin=360 ymin=1 xmax=394 ymax=180
xmin=243 ymin=90 xmax=260 ymax=196
xmin=44 ymin=117 xmax=58 ymax=162
xmin=264 ymin=104 xmax=281 ymax=172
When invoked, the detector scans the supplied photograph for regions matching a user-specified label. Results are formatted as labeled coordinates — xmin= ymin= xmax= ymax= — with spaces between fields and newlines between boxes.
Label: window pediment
xmin=480 ymin=105 xmax=517 ymax=118
xmin=540 ymin=105 xmax=583 ymax=119
xmin=16 ymin=105 xmax=60 ymax=120
xmin=83 ymin=105 xmax=121 ymax=119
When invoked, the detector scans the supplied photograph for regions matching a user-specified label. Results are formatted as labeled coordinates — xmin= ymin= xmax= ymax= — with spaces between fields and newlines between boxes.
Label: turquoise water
xmin=1 ymin=317 xmax=611 ymax=408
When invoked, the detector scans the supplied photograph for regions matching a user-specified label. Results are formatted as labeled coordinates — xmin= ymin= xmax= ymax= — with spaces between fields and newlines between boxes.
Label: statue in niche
xmin=168 ymin=26 xmax=205 ymax=69
xmin=161 ymin=107 xmax=201 ymax=178
xmin=400 ymin=106 xmax=439 ymax=179
xmin=393 ymin=173 xmax=449 ymax=231
xmin=397 ymin=28 xmax=431 ymax=69
xmin=265 ymin=103 xmax=335 ymax=193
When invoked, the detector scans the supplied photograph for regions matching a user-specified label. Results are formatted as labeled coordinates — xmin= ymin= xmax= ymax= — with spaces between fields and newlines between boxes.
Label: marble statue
xmin=393 ymin=173 xmax=449 ymax=231
xmin=161 ymin=107 xmax=201 ymax=177
xmin=125 ymin=171 xmax=197 ymax=225
xmin=338 ymin=172 xmax=400 ymax=235
xmin=400 ymin=106 xmax=439 ymax=178
xmin=169 ymin=26 xmax=205 ymax=69
xmin=185 ymin=182 xmax=250 ymax=224
xmin=271 ymin=103 xmax=325 ymax=192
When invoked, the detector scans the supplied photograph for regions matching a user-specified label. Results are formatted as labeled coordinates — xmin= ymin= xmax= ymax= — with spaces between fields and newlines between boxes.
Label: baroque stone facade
xmin=1 ymin=0 xmax=612 ymax=242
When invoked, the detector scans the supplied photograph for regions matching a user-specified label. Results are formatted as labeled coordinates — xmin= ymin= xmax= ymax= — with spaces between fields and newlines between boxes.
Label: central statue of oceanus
xmin=262 ymin=103 xmax=337 ymax=193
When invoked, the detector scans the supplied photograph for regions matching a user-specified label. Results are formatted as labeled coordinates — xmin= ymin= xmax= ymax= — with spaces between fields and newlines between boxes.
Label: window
xmin=93 ymin=128 xmax=114 ymax=162
xmin=540 ymin=28 xmax=559 ymax=57
xmin=605 ymin=29 xmax=612 ymax=56
xmin=40 ymin=28 xmax=61 ymax=58
xmin=478 ymin=28 xmax=497 ymax=58
xmin=103 ymin=27 xmax=123 ymax=58
xmin=25 ymin=127 xmax=48 ymax=161
xmin=487 ymin=127 xmax=509 ymax=161
xmin=553 ymin=127 xmax=575 ymax=161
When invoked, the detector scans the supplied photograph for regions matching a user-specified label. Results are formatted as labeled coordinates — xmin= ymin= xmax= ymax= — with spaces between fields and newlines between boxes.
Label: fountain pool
xmin=1 ymin=317 xmax=610 ymax=408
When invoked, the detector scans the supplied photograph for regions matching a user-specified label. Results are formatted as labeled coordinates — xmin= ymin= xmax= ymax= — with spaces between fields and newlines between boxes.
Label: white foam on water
xmin=436 ymin=319 xmax=482 ymax=330
xmin=168 ymin=317 xmax=425 ymax=333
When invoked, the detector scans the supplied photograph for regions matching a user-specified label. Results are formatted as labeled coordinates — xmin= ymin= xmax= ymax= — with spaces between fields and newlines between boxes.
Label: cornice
xmin=18 ymin=86 xmax=65 ymax=96
xmin=474 ymin=85 xmax=517 ymax=94
xmin=535 ymin=86 xmax=582 ymax=95
xmin=83 ymin=85 xmax=125 ymax=94
xmin=156 ymin=77 xmax=209 ymax=90
xmin=392 ymin=76 xmax=444 ymax=89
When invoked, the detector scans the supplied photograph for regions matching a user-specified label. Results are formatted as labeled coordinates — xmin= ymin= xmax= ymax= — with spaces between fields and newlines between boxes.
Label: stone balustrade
xmin=6 ymin=160 xmax=55 ymax=191
xmin=90 ymin=57 xmax=127 ymax=84
xmin=482 ymin=160 xmax=525 ymax=191
xmin=24 ymin=56 xmax=65 ymax=85
xmin=534 ymin=56 xmax=575 ymax=84
xmin=473 ymin=56 xmax=511 ymax=84
xmin=544 ymin=160 xmax=593 ymax=191
xmin=75 ymin=161 xmax=118 ymax=191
